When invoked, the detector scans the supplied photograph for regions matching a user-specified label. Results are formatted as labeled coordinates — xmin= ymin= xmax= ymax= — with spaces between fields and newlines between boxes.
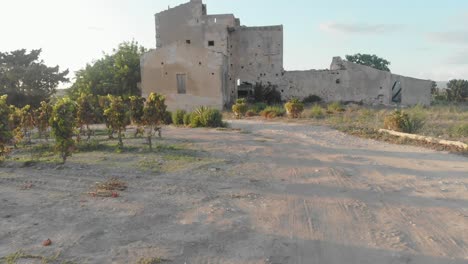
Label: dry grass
xmin=88 ymin=178 xmax=127 ymax=198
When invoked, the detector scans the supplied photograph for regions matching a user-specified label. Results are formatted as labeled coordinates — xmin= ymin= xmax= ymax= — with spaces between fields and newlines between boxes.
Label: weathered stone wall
xmin=280 ymin=57 xmax=431 ymax=106
xmin=155 ymin=0 xmax=204 ymax=49
xmin=229 ymin=26 xmax=284 ymax=88
xmin=141 ymin=43 xmax=226 ymax=111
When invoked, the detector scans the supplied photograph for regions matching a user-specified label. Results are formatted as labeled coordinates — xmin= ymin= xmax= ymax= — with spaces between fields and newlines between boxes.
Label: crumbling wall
xmin=391 ymin=75 xmax=432 ymax=106
xmin=282 ymin=57 xmax=431 ymax=106
xmin=155 ymin=0 xmax=204 ymax=49
xmin=140 ymin=43 xmax=226 ymax=111
xmin=229 ymin=26 xmax=284 ymax=90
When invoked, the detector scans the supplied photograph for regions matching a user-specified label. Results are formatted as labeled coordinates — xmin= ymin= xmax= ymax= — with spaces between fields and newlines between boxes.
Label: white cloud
xmin=319 ymin=22 xmax=404 ymax=35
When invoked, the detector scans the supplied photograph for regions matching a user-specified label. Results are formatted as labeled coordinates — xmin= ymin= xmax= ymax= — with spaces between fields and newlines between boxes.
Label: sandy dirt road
xmin=1 ymin=120 xmax=467 ymax=263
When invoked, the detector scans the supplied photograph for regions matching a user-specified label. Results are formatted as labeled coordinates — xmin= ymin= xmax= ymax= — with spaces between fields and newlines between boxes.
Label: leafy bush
xmin=183 ymin=113 xmax=191 ymax=126
xmin=253 ymin=83 xmax=282 ymax=104
xmin=232 ymin=99 xmax=248 ymax=119
xmin=327 ymin=102 xmax=345 ymax=113
xmin=383 ymin=110 xmax=425 ymax=134
xmin=284 ymin=98 xmax=304 ymax=118
xmin=50 ymin=97 xmax=77 ymax=163
xmin=249 ymin=102 xmax=267 ymax=114
xmin=260 ymin=105 xmax=286 ymax=119
xmin=190 ymin=106 xmax=224 ymax=128
xmin=201 ymin=109 xmax=223 ymax=127
xmin=302 ymin=95 xmax=322 ymax=104
xmin=163 ymin=111 xmax=172 ymax=125
xmin=172 ymin=110 xmax=186 ymax=126
xmin=309 ymin=104 xmax=325 ymax=119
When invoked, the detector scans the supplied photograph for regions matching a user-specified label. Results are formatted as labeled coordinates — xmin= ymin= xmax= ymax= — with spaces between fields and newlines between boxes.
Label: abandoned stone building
xmin=140 ymin=0 xmax=432 ymax=111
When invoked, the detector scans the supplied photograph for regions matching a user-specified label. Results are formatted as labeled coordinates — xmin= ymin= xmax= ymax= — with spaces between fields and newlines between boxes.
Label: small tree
xmin=98 ymin=95 xmax=114 ymax=139
xmin=76 ymin=93 xmax=97 ymax=140
xmin=284 ymin=98 xmax=304 ymax=118
xmin=446 ymin=79 xmax=468 ymax=102
xmin=0 ymin=95 xmax=13 ymax=161
xmin=19 ymin=105 xmax=35 ymax=145
xmin=345 ymin=53 xmax=391 ymax=72
xmin=103 ymin=95 xmax=130 ymax=149
xmin=142 ymin=93 xmax=167 ymax=151
xmin=35 ymin=101 xmax=52 ymax=141
xmin=232 ymin=99 xmax=248 ymax=119
xmin=50 ymin=98 xmax=77 ymax=163
xmin=8 ymin=105 xmax=23 ymax=148
xmin=129 ymin=96 xmax=145 ymax=137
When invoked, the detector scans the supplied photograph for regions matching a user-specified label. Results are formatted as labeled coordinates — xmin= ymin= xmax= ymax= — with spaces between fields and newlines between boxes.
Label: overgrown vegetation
xmin=172 ymin=110 xmax=186 ymax=125
xmin=190 ymin=106 xmax=224 ymax=128
xmin=308 ymin=104 xmax=325 ymax=119
xmin=284 ymin=98 xmax=304 ymax=118
xmin=232 ymin=99 xmax=248 ymax=119
xmin=260 ymin=105 xmax=286 ymax=119
xmin=383 ymin=109 xmax=425 ymax=134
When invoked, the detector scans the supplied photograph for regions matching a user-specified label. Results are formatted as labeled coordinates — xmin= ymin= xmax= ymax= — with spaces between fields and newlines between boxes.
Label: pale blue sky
xmin=1 ymin=0 xmax=467 ymax=85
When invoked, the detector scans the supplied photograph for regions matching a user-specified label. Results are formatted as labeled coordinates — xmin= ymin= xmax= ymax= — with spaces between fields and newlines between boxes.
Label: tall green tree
xmin=0 ymin=49 xmax=69 ymax=108
xmin=345 ymin=53 xmax=391 ymax=72
xmin=446 ymin=79 xmax=468 ymax=102
xmin=69 ymin=41 xmax=147 ymax=98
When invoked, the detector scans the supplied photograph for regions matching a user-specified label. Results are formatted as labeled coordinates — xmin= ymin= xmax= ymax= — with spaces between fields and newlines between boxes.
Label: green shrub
xmin=172 ymin=110 xmax=186 ymax=125
xmin=383 ymin=110 xmax=425 ymax=134
xmin=309 ymin=104 xmax=325 ymax=119
xmin=249 ymin=102 xmax=268 ymax=114
xmin=163 ymin=111 xmax=172 ymax=125
xmin=232 ymin=99 xmax=248 ymax=119
xmin=327 ymin=102 xmax=345 ymax=113
xmin=260 ymin=105 xmax=286 ymax=119
xmin=201 ymin=109 xmax=223 ymax=127
xmin=284 ymin=98 xmax=304 ymax=118
xmin=302 ymin=95 xmax=322 ymax=104
xmin=189 ymin=106 xmax=224 ymax=128
xmin=190 ymin=113 xmax=202 ymax=128
xmin=449 ymin=124 xmax=468 ymax=138
xmin=183 ymin=113 xmax=191 ymax=126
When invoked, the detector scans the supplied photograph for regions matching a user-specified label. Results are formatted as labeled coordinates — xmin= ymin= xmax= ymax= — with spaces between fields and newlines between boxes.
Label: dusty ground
xmin=1 ymin=120 xmax=467 ymax=264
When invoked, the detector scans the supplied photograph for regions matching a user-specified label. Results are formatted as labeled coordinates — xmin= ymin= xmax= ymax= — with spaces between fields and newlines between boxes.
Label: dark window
xmin=208 ymin=40 xmax=215 ymax=46
xmin=176 ymin=74 xmax=187 ymax=94
xmin=186 ymin=40 xmax=191 ymax=44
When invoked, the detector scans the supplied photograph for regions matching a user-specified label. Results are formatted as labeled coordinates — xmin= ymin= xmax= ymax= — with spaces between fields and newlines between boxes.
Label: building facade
xmin=141 ymin=0 xmax=431 ymax=111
